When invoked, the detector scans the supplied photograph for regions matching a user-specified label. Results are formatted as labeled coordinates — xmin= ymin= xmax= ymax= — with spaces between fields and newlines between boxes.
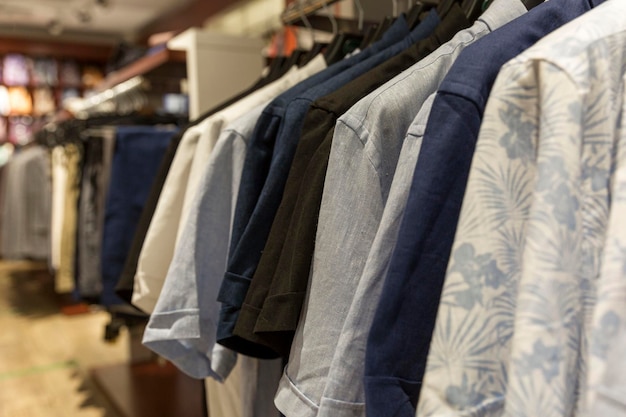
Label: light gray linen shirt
xmin=274 ymin=1 xmax=527 ymax=416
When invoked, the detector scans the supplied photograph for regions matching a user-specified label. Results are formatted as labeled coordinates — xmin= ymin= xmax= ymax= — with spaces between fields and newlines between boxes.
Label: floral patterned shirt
xmin=417 ymin=2 xmax=626 ymax=416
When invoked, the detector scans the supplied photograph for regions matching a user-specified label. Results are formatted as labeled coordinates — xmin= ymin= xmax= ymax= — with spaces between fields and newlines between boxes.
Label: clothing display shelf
xmin=0 ymin=54 xmax=107 ymax=145
xmin=95 ymin=48 xmax=187 ymax=92
xmin=69 ymin=76 xmax=149 ymax=117
xmin=60 ymin=47 xmax=188 ymax=121
xmin=168 ymin=29 xmax=265 ymax=119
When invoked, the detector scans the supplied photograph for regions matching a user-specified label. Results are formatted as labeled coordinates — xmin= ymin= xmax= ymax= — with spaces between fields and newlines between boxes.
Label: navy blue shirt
xmin=217 ymin=11 xmax=441 ymax=357
xmin=364 ymin=0 xmax=605 ymax=416
xmin=100 ymin=126 xmax=175 ymax=306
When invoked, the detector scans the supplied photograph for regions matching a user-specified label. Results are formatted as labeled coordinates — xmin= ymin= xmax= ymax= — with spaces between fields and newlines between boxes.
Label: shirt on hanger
xmin=0 ymin=146 xmax=50 ymax=261
xmin=269 ymin=1 xmax=527 ymax=416
xmin=217 ymin=10 xmax=441 ymax=357
xmin=214 ymin=15 xmax=423 ymax=357
xmin=417 ymin=2 xmax=626 ymax=415
xmin=587 ymin=76 xmax=626 ymax=417
xmin=114 ymin=135 xmax=181 ymax=303
xmin=234 ymin=1 xmax=470 ymax=359
xmin=57 ymin=143 xmax=81 ymax=294
xmin=115 ymin=72 xmax=273 ymax=303
xmin=139 ymin=56 xmax=329 ymax=379
xmin=131 ymin=55 xmax=326 ymax=314
xmin=364 ymin=0 xmax=605 ymax=415
xmin=142 ymin=103 xmax=270 ymax=380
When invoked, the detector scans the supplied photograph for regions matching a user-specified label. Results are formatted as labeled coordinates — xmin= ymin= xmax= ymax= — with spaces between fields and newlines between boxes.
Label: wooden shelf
xmin=0 ymin=37 xmax=112 ymax=62
xmin=95 ymin=49 xmax=187 ymax=92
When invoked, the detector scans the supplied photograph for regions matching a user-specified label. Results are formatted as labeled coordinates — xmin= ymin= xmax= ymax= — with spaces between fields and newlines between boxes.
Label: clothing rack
xmin=68 ymin=76 xmax=150 ymax=118
xmin=281 ymin=0 xmax=343 ymax=25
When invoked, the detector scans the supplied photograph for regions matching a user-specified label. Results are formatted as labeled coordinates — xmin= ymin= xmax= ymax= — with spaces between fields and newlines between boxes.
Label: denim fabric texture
xmin=100 ymin=126 xmax=175 ymax=307
xmin=217 ymin=10 xmax=441 ymax=356
xmin=364 ymin=0 xmax=605 ymax=416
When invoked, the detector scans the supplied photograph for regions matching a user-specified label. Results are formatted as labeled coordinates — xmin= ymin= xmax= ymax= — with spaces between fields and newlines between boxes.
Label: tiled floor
xmin=0 ymin=261 xmax=127 ymax=417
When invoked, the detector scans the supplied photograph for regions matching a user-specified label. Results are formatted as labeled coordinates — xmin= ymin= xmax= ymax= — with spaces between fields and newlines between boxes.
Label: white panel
xmin=169 ymin=28 xmax=264 ymax=119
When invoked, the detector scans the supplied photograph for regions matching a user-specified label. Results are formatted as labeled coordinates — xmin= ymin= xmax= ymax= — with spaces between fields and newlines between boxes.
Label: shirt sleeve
xmin=131 ymin=128 xmax=201 ymax=313
xmin=318 ymin=93 xmax=436 ymax=416
xmin=142 ymin=128 xmax=247 ymax=380
xmin=364 ymin=89 xmax=485 ymax=416
xmin=233 ymin=105 xmax=334 ymax=357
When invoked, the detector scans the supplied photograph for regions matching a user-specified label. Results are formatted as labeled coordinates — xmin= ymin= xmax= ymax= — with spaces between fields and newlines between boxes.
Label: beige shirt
xmin=132 ymin=54 xmax=327 ymax=314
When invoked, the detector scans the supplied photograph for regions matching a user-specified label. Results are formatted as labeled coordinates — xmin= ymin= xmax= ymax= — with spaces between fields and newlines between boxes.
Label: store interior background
xmin=0 ymin=1 xmax=403 ymax=416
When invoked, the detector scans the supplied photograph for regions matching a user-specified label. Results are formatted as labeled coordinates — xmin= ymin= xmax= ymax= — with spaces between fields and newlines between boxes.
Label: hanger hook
xmin=322 ymin=0 xmax=338 ymax=36
xmin=297 ymin=0 xmax=315 ymax=46
xmin=354 ymin=0 xmax=364 ymax=32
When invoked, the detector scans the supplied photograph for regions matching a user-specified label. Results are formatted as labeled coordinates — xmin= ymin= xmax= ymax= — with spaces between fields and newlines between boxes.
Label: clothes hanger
xmin=354 ymin=0 xmax=365 ymax=33
xmin=460 ymin=0 xmax=484 ymax=22
xmin=358 ymin=23 xmax=379 ymax=50
xmin=323 ymin=33 xmax=363 ymax=65
xmin=279 ymin=49 xmax=306 ymax=74
xmin=369 ymin=0 xmax=400 ymax=45
xmin=323 ymin=0 xmax=363 ymax=65
xmin=265 ymin=56 xmax=288 ymax=82
xmin=299 ymin=42 xmax=327 ymax=66
xmin=297 ymin=0 xmax=329 ymax=66
xmin=369 ymin=16 xmax=394 ymax=45
xmin=354 ymin=0 xmax=377 ymax=50
xmin=276 ymin=26 xmax=308 ymax=75
xmin=406 ymin=1 xmax=432 ymax=30
xmin=436 ymin=0 xmax=482 ymax=21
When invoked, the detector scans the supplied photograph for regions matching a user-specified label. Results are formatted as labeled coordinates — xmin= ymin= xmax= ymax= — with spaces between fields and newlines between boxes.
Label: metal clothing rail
xmin=281 ymin=0 xmax=342 ymax=25
xmin=67 ymin=75 xmax=150 ymax=118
